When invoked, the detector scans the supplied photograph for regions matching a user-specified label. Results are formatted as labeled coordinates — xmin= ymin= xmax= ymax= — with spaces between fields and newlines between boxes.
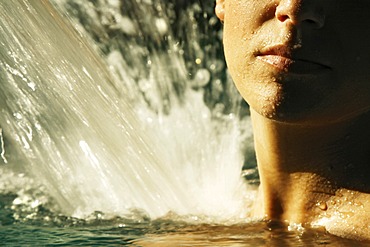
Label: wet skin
xmin=218 ymin=0 xmax=370 ymax=124
xmin=216 ymin=0 xmax=370 ymax=241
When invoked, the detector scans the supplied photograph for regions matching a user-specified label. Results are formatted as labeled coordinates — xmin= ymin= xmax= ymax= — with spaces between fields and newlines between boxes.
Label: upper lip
xmin=256 ymin=44 xmax=332 ymax=70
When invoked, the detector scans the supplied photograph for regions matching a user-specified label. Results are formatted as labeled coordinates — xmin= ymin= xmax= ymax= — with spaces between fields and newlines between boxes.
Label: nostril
xmin=275 ymin=5 xmax=296 ymax=24
xmin=275 ymin=2 xmax=325 ymax=29
xmin=304 ymin=17 xmax=325 ymax=29
xmin=277 ymin=14 xmax=290 ymax=23
xmin=306 ymin=19 xmax=316 ymax=24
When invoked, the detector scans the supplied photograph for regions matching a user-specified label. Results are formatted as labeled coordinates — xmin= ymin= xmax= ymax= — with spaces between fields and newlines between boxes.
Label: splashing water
xmin=0 ymin=0 xmax=257 ymax=223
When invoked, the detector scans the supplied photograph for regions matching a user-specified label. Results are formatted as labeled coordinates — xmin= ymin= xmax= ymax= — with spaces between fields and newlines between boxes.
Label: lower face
xmin=222 ymin=0 xmax=370 ymax=125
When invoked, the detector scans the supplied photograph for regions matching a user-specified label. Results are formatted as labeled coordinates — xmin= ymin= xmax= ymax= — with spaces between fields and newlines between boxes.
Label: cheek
xmin=223 ymin=28 xmax=248 ymax=77
xmin=222 ymin=1 xmax=258 ymax=70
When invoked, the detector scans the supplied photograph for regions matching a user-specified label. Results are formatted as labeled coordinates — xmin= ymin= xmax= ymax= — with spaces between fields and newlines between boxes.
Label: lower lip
xmin=256 ymin=55 xmax=330 ymax=75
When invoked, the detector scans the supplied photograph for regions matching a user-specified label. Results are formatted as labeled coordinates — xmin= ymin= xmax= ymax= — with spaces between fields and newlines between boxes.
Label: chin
xmin=249 ymin=98 xmax=333 ymax=125
xmin=242 ymin=83 xmax=331 ymax=124
xmin=252 ymin=105 xmax=355 ymax=126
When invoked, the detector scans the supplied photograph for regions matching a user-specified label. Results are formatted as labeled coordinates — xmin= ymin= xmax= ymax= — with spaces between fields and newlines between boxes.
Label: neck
xmin=251 ymin=109 xmax=370 ymax=223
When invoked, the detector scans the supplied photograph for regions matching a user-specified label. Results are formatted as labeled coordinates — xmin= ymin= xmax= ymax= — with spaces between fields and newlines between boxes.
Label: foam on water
xmin=0 ymin=0 xmax=256 ymax=223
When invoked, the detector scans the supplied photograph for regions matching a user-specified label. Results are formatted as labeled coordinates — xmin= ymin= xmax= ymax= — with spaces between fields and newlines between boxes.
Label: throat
xmin=250 ymin=109 xmax=370 ymax=223
xmin=257 ymin=172 xmax=337 ymax=223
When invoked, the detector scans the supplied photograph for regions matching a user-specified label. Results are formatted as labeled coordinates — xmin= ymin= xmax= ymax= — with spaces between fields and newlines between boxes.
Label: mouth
xmin=256 ymin=45 xmax=332 ymax=75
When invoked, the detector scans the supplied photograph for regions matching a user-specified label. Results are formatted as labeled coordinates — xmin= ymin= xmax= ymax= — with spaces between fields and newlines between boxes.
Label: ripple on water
xmin=1 ymin=211 xmax=369 ymax=247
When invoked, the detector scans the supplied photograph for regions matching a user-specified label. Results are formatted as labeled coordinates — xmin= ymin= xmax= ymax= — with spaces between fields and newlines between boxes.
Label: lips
xmin=256 ymin=45 xmax=332 ymax=75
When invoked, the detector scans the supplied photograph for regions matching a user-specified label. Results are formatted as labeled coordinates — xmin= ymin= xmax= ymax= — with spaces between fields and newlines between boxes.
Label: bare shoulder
xmin=313 ymin=189 xmax=370 ymax=241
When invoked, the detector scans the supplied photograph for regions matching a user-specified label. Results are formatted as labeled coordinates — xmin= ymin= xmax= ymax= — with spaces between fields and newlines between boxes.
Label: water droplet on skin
xmin=316 ymin=201 xmax=328 ymax=211
xmin=354 ymin=202 xmax=364 ymax=209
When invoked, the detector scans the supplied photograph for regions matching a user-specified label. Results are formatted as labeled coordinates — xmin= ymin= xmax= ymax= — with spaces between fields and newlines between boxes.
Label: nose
xmin=275 ymin=0 xmax=325 ymax=29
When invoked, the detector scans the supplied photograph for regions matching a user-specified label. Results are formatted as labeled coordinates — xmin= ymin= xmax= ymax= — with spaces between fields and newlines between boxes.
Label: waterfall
xmin=0 ymin=0 xmax=256 ymax=222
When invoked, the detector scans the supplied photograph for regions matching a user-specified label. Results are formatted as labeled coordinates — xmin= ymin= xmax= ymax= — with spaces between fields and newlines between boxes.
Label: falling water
xmin=0 ymin=0 xmax=256 ymax=224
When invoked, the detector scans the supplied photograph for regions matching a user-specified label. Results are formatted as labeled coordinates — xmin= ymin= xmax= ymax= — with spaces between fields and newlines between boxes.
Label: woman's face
xmin=217 ymin=0 xmax=370 ymax=124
